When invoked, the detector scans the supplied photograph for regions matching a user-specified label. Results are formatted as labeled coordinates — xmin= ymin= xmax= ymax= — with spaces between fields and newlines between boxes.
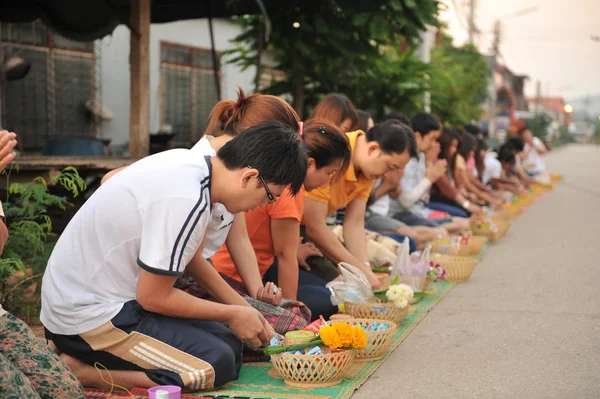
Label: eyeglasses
xmin=258 ymin=175 xmax=276 ymax=204
xmin=248 ymin=166 xmax=276 ymax=204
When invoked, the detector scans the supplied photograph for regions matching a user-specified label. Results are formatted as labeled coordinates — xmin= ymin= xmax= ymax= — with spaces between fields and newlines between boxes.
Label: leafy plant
xmin=527 ymin=112 xmax=553 ymax=139
xmin=0 ymin=166 xmax=86 ymax=319
xmin=336 ymin=48 xmax=432 ymax=120
xmin=428 ymin=35 xmax=489 ymax=124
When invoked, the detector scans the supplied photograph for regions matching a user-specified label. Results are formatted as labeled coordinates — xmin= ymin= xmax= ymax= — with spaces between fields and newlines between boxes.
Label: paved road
xmin=353 ymin=145 xmax=600 ymax=399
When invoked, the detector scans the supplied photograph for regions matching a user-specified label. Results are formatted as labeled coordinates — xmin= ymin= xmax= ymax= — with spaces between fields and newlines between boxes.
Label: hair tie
xmin=319 ymin=126 xmax=327 ymax=134
xmin=298 ymin=121 xmax=304 ymax=137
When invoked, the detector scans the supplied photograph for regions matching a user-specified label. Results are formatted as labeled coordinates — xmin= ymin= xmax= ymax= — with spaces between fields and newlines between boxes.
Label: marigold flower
xmin=332 ymin=323 xmax=354 ymax=347
xmin=351 ymin=326 xmax=368 ymax=349
xmin=319 ymin=325 xmax=342 ymax=349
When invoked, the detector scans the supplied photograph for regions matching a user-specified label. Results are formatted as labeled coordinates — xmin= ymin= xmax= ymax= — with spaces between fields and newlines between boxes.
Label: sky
xmin=440 ymin=0 xmax=600 ymax=106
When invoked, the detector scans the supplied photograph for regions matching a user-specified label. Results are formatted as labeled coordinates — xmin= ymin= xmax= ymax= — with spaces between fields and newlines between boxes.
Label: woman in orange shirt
xmin=212 ymin=120 xmax=351 ymax=323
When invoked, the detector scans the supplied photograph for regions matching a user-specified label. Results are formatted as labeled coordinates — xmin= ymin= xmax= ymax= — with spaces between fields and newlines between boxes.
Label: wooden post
xmin=129 ymin=0 xmax=150 ymax=159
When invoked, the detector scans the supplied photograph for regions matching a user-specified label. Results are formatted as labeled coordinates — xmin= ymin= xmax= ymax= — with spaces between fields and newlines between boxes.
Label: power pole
xmin=468 ymin=0 xmax=477 ymax=45
xmin=488 ymin=20 xmax=501 ymax=139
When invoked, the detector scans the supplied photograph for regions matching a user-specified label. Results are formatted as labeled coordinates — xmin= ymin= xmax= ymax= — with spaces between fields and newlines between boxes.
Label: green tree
xmin=428 ymin=35 xmax=489 ymax=124
xmin=527 ymin=112 xmax=552 ymax=139
xmin=226 ymin=0 xmax=440 ymax=114
xmin=336 ymin=48 xmax=431 ymax=120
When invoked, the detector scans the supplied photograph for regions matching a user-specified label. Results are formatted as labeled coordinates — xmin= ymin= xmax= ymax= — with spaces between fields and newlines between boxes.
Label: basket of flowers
xmin=470 ymin=218 xmax=510 ymax=242
xmin=430 ymin=253 xmax=477 ymax=282
xmin=345 ymin=281 xmax=414 ymax=324
xmin=430 ymin=233 xmax=483 ymax=256
xmin=424 ymin=261 xmax=446 ymax=290
xmin=265 ymin=324 xmax=366 ymax=387
xmin=330 ymin=318 xmax=396 ymax=361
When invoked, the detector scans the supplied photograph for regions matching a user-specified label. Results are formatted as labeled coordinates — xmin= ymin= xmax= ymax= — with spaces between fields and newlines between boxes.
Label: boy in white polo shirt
xmin=41 ymin=122 xmax=307 ymax=391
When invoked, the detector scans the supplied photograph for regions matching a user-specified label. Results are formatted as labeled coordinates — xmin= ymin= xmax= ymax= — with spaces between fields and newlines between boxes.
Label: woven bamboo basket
xmin=421 ymin=275 xmax=433 ymax=292
xmin=430 ymin=254 xmax=477 ymax=282
xmin=470 ymin=219 xmax=511 ymax=242
xmin=284 ymin=330 xmax=316 ymax=345
xmin=344 ymin=300 xmax=410 ymax=324
xmin=495 ymin=206 xmax=519 ymax=220
xmin=494 ymin=219 xmax=510 ymax=239
xmin=270 ymin=348 xmax=356 ymax=387
xmin=331 ymin=318 xmax=397 ymax=361
xmin=469 ymin=235 xmax=488 ymax=254
xmin=470 ymin=220 xmax=493 ymax=236
xmin=430 ymin=237 xmax=475 ymax=256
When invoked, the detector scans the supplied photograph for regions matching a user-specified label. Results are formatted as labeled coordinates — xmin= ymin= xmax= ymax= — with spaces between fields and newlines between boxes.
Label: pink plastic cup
xmin=148 ymin=385 xmax=182 ymax=399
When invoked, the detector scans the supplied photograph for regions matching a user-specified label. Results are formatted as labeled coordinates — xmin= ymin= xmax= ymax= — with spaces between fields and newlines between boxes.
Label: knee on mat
xmin=211 ymin=338 xmax=243 ymax=387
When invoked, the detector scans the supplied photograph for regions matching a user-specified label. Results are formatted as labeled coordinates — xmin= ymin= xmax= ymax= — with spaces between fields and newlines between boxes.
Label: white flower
xmin=386 ymin=285 xmax=401 ymax=301
xmin=397 ymin=284 xmax=414 ymax=300
xmin=394 ymin=297 xmax=409 ymax=309
xmin=387 ymin=284 xmax=414 ymax=306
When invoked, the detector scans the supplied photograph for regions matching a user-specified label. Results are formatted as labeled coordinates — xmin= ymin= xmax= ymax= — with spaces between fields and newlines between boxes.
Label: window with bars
xmin=0 ymin=22 xmax=95 ymax=151
xmin=160 ymin=42 xmax=221 ymax=145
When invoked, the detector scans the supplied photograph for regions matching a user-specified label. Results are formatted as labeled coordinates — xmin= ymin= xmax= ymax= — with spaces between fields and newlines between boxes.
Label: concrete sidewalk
xmin=353 ymin=145 xmax=600 ymax=399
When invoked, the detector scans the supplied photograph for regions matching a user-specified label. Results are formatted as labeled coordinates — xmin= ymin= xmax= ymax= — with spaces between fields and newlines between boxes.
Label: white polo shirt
xmin=191 ymin=137 xmax=235 ymax=258
xmin=482 ymin=152 xmax=502 ymax=184
xmin=368 ymin=179 xmax=390 ymax=216
xmin=524 ymin=137 xmax=546 ymax=174
xmin=41 ymin=149 xmax=213 ymax=335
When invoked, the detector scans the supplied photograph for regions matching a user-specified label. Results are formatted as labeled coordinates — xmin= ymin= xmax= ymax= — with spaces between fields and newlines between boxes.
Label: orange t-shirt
xmin=212 ymin=186 xmax=305 ymax=282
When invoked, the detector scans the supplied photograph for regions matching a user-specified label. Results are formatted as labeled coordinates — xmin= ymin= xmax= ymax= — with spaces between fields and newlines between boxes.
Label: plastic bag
xmin=391 ymin=239 xmax=430 ymax=292
xmin=326 ymin=262 xmax=376 ymax=305
xmin=389 ymin=236 xmax=411 ymax=282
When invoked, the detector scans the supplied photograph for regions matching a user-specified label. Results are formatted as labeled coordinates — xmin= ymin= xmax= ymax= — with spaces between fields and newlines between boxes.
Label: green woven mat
xmin=199 ymin=280 xmax=455 ymax=399
xmin=471 ymin=241 xmax=489 ymax=263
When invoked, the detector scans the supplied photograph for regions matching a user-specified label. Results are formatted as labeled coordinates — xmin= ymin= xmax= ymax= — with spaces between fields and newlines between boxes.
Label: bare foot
xmin=59 ymin=352 xmax=156 ymax=390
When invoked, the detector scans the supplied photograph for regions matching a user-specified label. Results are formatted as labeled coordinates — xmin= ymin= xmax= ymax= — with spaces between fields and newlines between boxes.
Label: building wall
xmin=99 ymin=19 xmax=256 ymax=148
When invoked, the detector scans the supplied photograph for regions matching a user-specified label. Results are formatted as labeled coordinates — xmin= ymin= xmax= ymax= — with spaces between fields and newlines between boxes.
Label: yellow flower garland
xmin=351 ymin=326 xmax=368 ymax=349
xmin=333 ymin=323 xmax=354 ymax=347
xmin=319 ymin=325 xmax=342 ymax=349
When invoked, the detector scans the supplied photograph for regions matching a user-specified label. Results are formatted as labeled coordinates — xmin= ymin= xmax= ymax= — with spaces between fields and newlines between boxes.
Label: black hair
xmin=380 ymin=112 xmax=412 ymax=128
xmin=309 ymin=93 xmax=359 ymax=131
xmin=217 ymin=121 xmax=308 ymax=195
xmin=411 ymin=112 xmax=441 ymax=137
xmin=357 ymin=110 xmax=373 ymax=132
xmin=439 ymin=127 xmax=461 ymax=171
xmin=464 ymin=124 xmax=483 ymax=137
xmin=302 ymin=119 xmax=351 ymax=179
xmin=505 ymin=136 xmax=525 ymax=152
xmin=366 ymin=119 xmax=417 ymax=158
xmin=498 ymin=144 xmax=516 ymax=165
xmin=458 ymin=129 xmax=477 ymax=159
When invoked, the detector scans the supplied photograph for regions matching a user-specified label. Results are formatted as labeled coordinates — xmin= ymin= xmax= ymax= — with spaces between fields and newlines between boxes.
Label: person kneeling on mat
xmin=41 ymin=122 xmax=307 ymax=391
